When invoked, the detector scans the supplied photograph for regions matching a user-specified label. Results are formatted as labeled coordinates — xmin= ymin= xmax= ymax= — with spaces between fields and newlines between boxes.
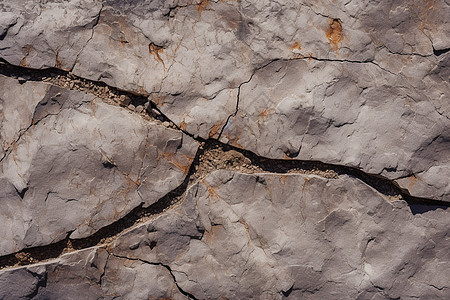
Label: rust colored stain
xmin=422 ymin=0 xmax=436 ymax=16
xmin=161 ymin=152 xmax=190 ymax=174
xmin=149 ymin=43 xmax=165 ymax=69
xmin=325 ymin=18 xmax=343 ymax=51
xmin=301 ymin=177 xmax=310 ymax=194
xmin=180 ymin=121 xmax=187 ymax=131
xmin=196 ymin=0 xmax=209 ymax=14
xmin=20 ymin=45 xmax=32 ymax=67
xmin=209 ymin=123 xmax=223 ymax=138
xmin=55 ymin=51 xmax=62 ymax=69
xmin=203 ymin=180 xmax=219 ymax=199
xmin=418 ymin=0 xmax=438 ymax=30
xmin=207 ymin=186 xmax=219 ymax=199
xmin=409 ymin=175 xmax=416 ymax=190
xmin=239 ymin=219 xmax=252 ymax=247
xmin=259 ymin=108 xmax=270 ymax=120
xmin=150 ymin=94 xmax=166 ymax=106
xmin=229 ymin=137 xmax=242 ymax=149
xmin=290 ymin=41 xmax=302 ymax=52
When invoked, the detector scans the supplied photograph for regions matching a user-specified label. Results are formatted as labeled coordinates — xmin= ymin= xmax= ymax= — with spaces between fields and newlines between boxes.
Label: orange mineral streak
xmin=325 ymin=18 xmax=343 ymax=51
xmin=301 ymin=177 xmax=310 ymax=195
xmin=229 ymin=137 xmax=243 ymax=149
xmin=148 ymin=43 xmax=166 ymax=70
xmin=55 ymin=51 xmax=62 ymax=69
xmin=418 ymin=0 xmax=438 ymax=31
xmin=180 ymin=121 xmax=187 ymax=131
xmin=196 ymin=0 xmax=209 ymax=14
xmin=259 ymin=108 xmax=270 ymax=120
xmin=20 ymin=45 xmax=32 ymax=67
xmin=209 ymin=123 xmax=223 ymax=138
xmin=290 ymin=41 xmax=302 ymax=52
xmin=409 ymin=175 xmax=416 ymax=190
xmin=203 ymin=180 xmax=219 ymax=199
xmin=161 ymin=152 xmax=190 ymax=175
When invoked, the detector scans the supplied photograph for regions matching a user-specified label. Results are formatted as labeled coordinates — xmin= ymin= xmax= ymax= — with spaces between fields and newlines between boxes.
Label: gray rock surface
xmin=1 ymin=0 xmax=448 ymax=200
xmin=1 ymin=171 xmax=448 ymax=299
xmin=0 ymin=75 xmax=198 ymax=255
xmin=220 ymin=57 xmax=450 ymax=201
xmin=110 ymin=171 xmax=450 ymax=299
xmin=0 ymin=0 xmax=449 ymax=299
xmin=0 ymin=0 xmax=102 ymax=70
xmin=0 ymin=247 xmax=187 ymax=299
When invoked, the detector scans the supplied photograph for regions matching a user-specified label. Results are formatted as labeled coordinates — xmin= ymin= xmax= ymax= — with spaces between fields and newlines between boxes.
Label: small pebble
xmin=151 ymin=108 xmax=161 ymax=116
xmin=135 ymin=105 xmax=144 ymax=113
xmin=163 ymin=121 xmax=170 ymax=127
xmin=119 ymin=95 xmax=131 ymax=106
xmin=128 ymin=104 xmax=136 ymax=110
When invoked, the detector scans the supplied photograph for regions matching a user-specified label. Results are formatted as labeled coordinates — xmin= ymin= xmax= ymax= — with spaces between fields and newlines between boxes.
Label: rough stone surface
xmin=1 ymin=0 xmax=449 ymax=201
xmin=0 ymin=247 xmax=187 ymax=299
xmin=110 ymin=171 xmax=450 ymax=299
xmin=0 ymin=0 xmax=102 ymax=70
xmin=220 ymin=58 xmax=450 ymax=201
xmin=0 ymin=75 xmax=198 ymax=255
xmin=0 ymin=171 xmax=448 ymax=299
xmin=0 ymin=0 xmax=449 ymax=299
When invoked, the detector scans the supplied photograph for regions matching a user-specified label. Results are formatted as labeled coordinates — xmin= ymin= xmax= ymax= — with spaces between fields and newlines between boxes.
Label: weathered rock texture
xmin=0 ymin=75 xmax=197 ymax=255
xmin=0 ymin=0 xmax=449 ymax=299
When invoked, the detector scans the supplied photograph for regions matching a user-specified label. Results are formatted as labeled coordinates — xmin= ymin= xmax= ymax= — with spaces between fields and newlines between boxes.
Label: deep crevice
xmin=433 ymin=47 xmax=450 ymax=56
xmin=0 ymin=139 xmax=205 ymax=270
xmin=203 ymin=140 xmax=450 ymax=212
xmin=0 ymin=61 xmax=448 ymax=271
xmin=0 ymin=61 xmax=162 ymax=119
xmin=14 ymin=187 xmax=28 ymax=199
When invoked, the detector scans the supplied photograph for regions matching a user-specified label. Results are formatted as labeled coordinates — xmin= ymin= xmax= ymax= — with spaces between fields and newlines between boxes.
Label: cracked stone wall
xmin=0 ymin=0 xmax=449 ymax=299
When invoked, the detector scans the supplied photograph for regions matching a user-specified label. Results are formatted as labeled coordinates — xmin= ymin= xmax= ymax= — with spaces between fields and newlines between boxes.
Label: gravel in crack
xmin=0 ymin=62 xmax=179 ymax=129
xmin=191 ymin=143 xmax=339 ymax=182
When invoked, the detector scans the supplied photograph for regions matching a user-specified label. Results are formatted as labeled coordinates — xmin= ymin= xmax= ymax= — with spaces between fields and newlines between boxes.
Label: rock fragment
xmin=0 ymin=77 xmax=198 ymax=255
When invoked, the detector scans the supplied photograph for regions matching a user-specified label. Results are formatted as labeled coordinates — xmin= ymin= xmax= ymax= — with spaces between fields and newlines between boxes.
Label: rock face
xmin=0 ymin=171 xmax=449 ymax=299
xmin=0 ymin=247 xmax=187 ymax=300
xmin=0 ymin=75 xmax=198 ymax=255
xmin=0 ymin=0 xmax=449 ymax=299
xmin=220 ymin=58 xmax=450 ymax=201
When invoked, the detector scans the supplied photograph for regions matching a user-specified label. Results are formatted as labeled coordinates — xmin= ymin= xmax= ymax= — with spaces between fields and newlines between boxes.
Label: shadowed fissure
xmin=0 ymin=61 xmax=448 ymax=270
